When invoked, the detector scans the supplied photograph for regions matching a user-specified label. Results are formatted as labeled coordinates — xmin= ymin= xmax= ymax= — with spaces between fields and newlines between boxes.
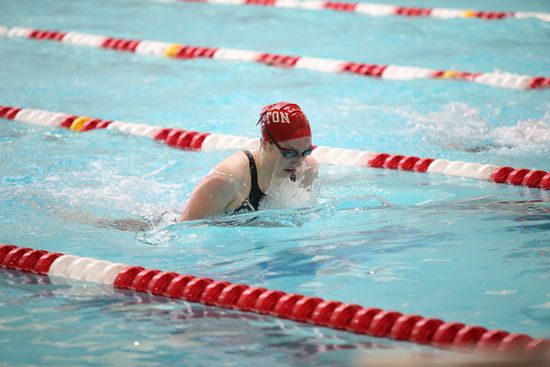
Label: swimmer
xmin=180 ymin=102 xmax=318 ymax=221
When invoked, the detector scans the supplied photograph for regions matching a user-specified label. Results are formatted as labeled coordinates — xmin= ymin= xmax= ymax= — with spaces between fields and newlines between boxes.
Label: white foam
xmin=407 ymin=103 xmax=550 ymax=154
xmin=45 ymin=160 xmax=184 ymax=221
xmin=490 ymin=118 xmax=550 ymax=153
xmin=485 ymin=289 xmax=518 ymax=296
xmin=259 ymin=172 xmax=319 ymax=211
xmin=407 ymin=103 xmax=491 ymax=150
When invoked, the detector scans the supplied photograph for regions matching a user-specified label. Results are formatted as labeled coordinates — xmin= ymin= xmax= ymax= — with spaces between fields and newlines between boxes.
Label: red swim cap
xmin=258 ymin=102 xmax=312 ymax=142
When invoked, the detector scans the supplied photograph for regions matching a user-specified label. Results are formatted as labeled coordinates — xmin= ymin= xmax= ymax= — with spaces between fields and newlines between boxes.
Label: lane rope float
xmin=1 ymin=243 xmax=549 ymax=355
xmin=1 ymin=104 xmax=549 ymax=190
xmin=0 ymin=25 xmax=549 ymax=90
xmin=162 ymin=0 xmax=550 ymax=23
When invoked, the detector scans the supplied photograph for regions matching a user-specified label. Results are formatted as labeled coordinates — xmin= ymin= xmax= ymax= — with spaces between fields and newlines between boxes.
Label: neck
xmin=253 ymin=148 xmax=277 ymax=193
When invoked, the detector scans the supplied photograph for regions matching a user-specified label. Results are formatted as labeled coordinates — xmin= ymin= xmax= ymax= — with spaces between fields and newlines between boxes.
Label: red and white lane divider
xmin=2 ymin=105 xmax=549 ymax=190
xmin=1 ymin=25 xmax=549 ymax=90
xmin=165 ymin=0 xmax=550 ymax=23
xmin=1 ymin=104 xmax=549 ymax=190
xmin=1 ymin=243 xmax=549 ymax=354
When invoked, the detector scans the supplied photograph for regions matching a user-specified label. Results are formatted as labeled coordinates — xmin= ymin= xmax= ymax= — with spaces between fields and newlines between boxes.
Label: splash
xmin=44 ymin=160 xmax=182 ymax=219
xmin=490 ymin=118 xmax=550 ymax=154
xmin=407 ymin=103 xmax=550 ymax=154
xmin=259 ymin=174 xmax=319 ymax=211
xmin=407 ymin=103 xmax=491 ymax=151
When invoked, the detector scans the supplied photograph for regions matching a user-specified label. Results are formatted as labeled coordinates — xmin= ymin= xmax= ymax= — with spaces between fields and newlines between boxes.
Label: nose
xmin=289 ymin=155 xmax=304 ymax=166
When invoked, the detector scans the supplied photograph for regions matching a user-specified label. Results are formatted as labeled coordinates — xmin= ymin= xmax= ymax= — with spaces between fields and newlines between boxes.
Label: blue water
xmin=1 ymin=0 xmax=549 ymax=365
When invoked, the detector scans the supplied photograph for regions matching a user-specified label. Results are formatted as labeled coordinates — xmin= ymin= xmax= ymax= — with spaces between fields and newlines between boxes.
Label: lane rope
xmin=1 ymin=25 xmax=549 ymax=90
xmin=1 ymin=104 xmax=549 ymax=190
xmin=1 ymin=243 xmax=549 ymax=354
xmin=162 ymin=0 xmax=550 ymax=23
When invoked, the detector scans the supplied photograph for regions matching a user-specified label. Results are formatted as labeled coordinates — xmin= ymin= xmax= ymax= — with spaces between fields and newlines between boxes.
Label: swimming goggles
xmin=271 ymin=140 xmax=313 ymax=159
xmin=257 ymin=112 xmax=313 ymax=159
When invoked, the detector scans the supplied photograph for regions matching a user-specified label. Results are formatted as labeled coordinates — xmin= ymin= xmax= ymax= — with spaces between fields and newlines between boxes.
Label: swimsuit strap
xmin=233 ymin=151 xmax=266 ymax=214
xmin=243 ymin=150 xmax=265 ymax=210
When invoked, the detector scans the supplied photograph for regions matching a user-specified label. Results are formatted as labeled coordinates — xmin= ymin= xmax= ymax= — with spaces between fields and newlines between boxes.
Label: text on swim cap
xmin=266 ymin=111 xmax=290 ymax=124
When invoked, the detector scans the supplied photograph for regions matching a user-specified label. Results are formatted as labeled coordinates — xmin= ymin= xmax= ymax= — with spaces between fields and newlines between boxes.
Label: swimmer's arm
xmin=179 ymin=174 xmax=237 ymax=221
xmin=49 ymin=206 xmax=152 ymax=232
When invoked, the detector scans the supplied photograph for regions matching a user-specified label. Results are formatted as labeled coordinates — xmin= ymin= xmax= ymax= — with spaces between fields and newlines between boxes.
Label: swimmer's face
xmin=266 ymin=136 xmax=313 ymax=178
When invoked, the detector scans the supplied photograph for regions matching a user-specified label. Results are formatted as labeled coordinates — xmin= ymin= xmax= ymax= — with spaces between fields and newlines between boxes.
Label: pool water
xmin=1 ymin=0 xmax=549 ymax=365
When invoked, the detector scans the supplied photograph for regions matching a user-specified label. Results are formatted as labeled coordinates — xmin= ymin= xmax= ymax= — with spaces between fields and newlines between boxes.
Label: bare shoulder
xmin=180 ymin=151 xmax=250 ymax=221
xmin=211 ymin=151 xmax=250 ymax=182
xmin=199 ymin=152 xmax=247 ymax=191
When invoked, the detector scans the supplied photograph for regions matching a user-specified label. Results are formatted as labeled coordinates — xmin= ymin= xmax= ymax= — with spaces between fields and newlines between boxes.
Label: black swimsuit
xmin=233 ymin=151 xmax=266 ymax=214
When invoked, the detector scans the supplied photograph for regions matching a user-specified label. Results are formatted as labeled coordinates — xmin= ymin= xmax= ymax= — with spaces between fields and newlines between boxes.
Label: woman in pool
xmin=180 ymin=102 xmax=318 ymax=221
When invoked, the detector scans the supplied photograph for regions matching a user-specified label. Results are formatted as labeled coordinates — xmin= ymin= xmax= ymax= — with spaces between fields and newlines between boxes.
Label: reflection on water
xmin=0 ymin=271 xmax=429 ymax=367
